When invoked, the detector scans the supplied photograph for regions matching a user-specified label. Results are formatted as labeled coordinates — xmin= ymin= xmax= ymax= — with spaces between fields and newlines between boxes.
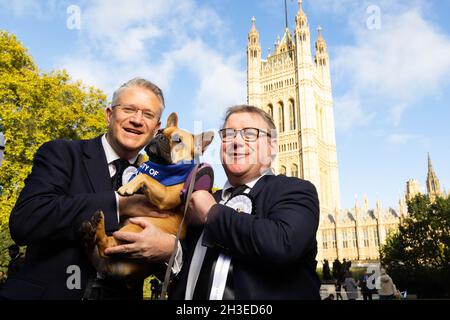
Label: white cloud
xmin=330 ymin=4 xmax=450 ymax=128
xmin=309 ymin=0 xmax=426 ymax=17
xmin=0 ymin=0 xmax=41 ymax=16
xmin=0 ymin=0 xmax=59 ymax=18
xmin=390 ymin=104 xmax=408 ymax=127
xmin=58 ymin=0 xmax=245 ymax=126
xmin=148 ymin=40 xmax=245 ymax=125
xmin=81 ymin=0 xmax=168 ymax=61
xmin=308 ymin=0 xmax=360 ymax=15
xmin=388 ymin=133 xmax=424 ymax=145
xmin=334 ymin=93 xmax=375 ymax=131
xmin=335 ymin=9 xmax=450 ymax=100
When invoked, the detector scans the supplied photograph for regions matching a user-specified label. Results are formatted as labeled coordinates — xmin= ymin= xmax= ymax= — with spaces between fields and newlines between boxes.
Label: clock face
xmin=226 ymin=194 xmax=254 ymax=215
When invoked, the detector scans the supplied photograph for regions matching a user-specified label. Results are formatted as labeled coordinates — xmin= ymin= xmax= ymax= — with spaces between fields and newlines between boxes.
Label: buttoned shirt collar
xmin=221 ymin=167 xmax=274 ymax=200
xmin=101 ymin=134 xmax=138 ymax=165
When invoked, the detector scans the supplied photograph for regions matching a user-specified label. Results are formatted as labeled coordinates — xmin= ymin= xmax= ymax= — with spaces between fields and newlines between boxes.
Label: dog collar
xmin=129 ymin=160 xmax=196 ymax=186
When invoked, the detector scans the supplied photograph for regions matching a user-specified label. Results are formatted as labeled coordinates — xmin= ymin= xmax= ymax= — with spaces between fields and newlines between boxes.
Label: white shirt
xmin=184 ymin=168 xmax=274 ymax=300
xmin=101 ymin=134 xmax=138 ymax=220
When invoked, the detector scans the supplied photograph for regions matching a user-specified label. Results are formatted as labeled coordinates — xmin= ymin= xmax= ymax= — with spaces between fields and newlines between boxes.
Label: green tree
xmin=0 ymin=31 xmax=107 ymax=271
xmin=381 ymin=194 xmax=450 ymax=298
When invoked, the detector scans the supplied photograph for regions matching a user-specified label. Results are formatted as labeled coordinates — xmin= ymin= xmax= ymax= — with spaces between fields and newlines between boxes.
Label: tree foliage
xmin=381 ymin=194 xmax=450 ymax=298
xmin=0 ymin=31 xmax=107 ymax=271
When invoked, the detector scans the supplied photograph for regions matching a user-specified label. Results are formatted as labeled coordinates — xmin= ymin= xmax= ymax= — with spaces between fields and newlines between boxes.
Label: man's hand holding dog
xmin=187 ymin=190 xmax=216 ymax=225
xmin=104 ymin=217 xmax=174 ymax=262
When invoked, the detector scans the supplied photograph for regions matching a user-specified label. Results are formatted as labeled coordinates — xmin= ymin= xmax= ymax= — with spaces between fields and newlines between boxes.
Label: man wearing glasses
xmin=2 ymin=78 xmax=177 ymax=299
xmin=170 ymin=105 xmax=321 ymax=300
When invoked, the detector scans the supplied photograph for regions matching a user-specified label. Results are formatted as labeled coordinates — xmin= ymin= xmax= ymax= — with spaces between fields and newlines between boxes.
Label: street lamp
xmin=0 ymin=132 xmax=5 ymax=167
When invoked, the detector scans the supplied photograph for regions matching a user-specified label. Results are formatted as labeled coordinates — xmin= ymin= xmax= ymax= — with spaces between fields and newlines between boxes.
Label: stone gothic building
xmin=246 ymin=1 xmax=445 ymax=262
xmin=320 ymin=154 xmax=445 ymax=262
xmin=247 ymin=1 xmax=340 ymax=222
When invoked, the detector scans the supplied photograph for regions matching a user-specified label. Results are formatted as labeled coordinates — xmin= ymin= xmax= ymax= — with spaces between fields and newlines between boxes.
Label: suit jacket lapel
xmin=249 ymin=174 xmax=272 ymax=198
xmin=212 ymin=175 xmax=272 ymax=204
xmin=82 ymin=135 xmax=112 ymax=192
xmin=213 ymin=190 xmax=222 ymax=203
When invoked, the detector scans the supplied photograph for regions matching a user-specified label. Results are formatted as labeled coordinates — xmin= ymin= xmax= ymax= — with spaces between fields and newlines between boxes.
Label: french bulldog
xmin=80 ymin=112 xmax=214 ymax=280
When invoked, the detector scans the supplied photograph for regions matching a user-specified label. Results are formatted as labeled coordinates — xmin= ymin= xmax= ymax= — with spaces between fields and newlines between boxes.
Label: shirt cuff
xmin=166 ymin=239 xmax=183 ymax=276
xmin=115 ymin=192 xmax=120 ymax=223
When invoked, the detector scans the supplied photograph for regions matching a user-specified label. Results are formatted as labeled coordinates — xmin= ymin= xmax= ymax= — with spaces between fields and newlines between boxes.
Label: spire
xmin=315 ymin=26 xmax=327 ymax=51
xmin=426 ymin=153 xmax=441 ymax=200
xmin=247 ymin=16 xmax=261 ymax=108
xmin=294 ymin=0 xmax=310 ymax=55
xmin=248 ymin=16 xmax=260 ymax=49
xmin=376 ymin=198 xmax=382 ymax=212
xmin=294 ymin=0 xmax=311 ymax=56
xmin=315 ymin=26 xmax=329 ymax=72
xmin=296 ymin=0 xmax=307 ymax=25
xmin=296 ymin=0 xmax=307 ymax=23
xmin=249 ymin=16 xmax=258 ymax=37
xmin=354 ymin=195 xmax=360 ymax=219
xmin=363 ymin=194 xmax=369 ymax=212
xmin=251 ymin=16 xmax=256 ymax=32
xmin=427 ymin=152 xmax=433 ymax=170
xmin=275 ymin=28 xmax=294 ymax=55
xmin=354 ymin=194 xmax=359 ymax=211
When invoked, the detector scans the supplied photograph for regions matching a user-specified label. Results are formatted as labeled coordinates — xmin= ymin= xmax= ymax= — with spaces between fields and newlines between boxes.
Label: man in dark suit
xmin=6 ymin=244 xmax=25 ymax=279
xmin=0 ymin=78 xmax=177 ymax=300
xmin=170 ymin=105 xmax=321 ymax=300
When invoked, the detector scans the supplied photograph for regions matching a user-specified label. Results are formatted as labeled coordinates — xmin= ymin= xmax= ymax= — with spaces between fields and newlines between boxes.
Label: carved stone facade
xmin=318 ymin=155 xmax=445 ymax=262
xmin=246 ymin=2 xmax=444 ymax=262
xmin=247 ymin=1 xmax=340 ymax=227
xmin=319 ymin=198 xmax=406 ymax=262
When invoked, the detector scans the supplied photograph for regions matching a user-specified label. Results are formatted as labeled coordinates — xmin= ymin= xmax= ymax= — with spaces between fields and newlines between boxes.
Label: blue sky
xmin=1 ymin=0 xmax=449 ymax=210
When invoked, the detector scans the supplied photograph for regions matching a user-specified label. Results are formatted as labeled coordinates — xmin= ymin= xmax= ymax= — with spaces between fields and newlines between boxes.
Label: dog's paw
xmin=80 ymin=210 xmax=105 ymax=248
xmin=80 ymin=220 xmax=96 ymax=248
xmin=118 ymin=184 xmax=136 ymax=196
xmin=91 ymin=210 xmax=104 ymax=228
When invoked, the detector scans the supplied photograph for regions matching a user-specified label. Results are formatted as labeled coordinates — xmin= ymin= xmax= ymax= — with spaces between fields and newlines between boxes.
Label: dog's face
xmin=145 ymin=112 xmax=214 ymax=164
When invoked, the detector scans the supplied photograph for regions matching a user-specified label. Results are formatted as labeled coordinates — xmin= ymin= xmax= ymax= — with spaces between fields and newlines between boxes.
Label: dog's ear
xmin=166 ymin=113 xmax=178 ymax=127
xmin=194 ymin=131 xmax=214 ymax=155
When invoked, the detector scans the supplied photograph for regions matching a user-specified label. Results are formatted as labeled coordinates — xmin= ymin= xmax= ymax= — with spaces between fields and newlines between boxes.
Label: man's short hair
xmin=8 ymin=244 xmax=19 ymax=252
xmin=111 ymin=77 xmax=165 ymax=113
xmin=222 ymin=105 xmax=277 ymax=138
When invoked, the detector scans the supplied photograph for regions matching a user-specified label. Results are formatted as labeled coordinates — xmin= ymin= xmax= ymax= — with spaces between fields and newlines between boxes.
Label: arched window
xmin=267 ymin=104 xmax=273 ymax=119
xmin=291 ymin=164 xmax=298 ymax=177
xmin=280 ymin=166 xmax=287 ymax=175
xmin=278 ymin=102 xmax=285 ymax=132
xmin=289 ymin=99 xmax=296 ymax=130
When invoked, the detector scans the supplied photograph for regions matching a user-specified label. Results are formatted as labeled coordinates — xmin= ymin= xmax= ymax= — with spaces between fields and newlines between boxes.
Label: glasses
xmin=219 ymin=127 xmax=272 ymax=142
xmin=112 ymin=104 xmax=157 ymax=121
